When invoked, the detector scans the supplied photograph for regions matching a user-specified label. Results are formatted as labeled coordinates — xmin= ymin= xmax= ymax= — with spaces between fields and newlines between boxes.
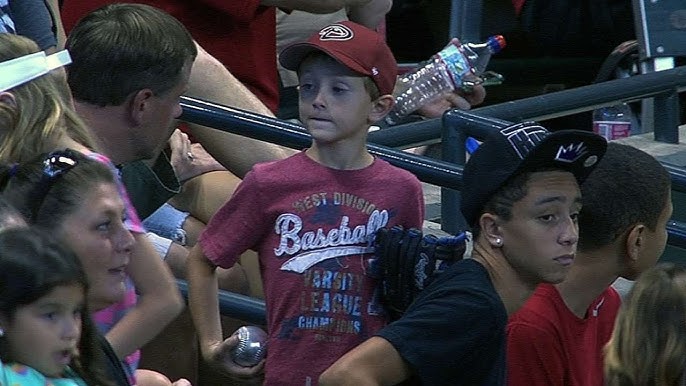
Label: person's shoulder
xmin=372 ymin=157 xmax=422 ymax=184
xmin=251 ymin=151 xmax=306 ymax=173
xmin=426 ymin=259 xmax=500 ymax=303
xmin=442 ymin=258 xmax=491 ymax=280
xmin=597 ymin=285 xmax=622 ymax=314
xmin=508 ymin=284 xmax=563 ymax=328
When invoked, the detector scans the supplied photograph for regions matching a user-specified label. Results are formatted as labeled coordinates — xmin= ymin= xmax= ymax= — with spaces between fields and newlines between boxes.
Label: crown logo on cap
xmin=319 ymin=24 xmax=354 ymax=41
xmin=555 ymin=143 xmax=588 ymax=163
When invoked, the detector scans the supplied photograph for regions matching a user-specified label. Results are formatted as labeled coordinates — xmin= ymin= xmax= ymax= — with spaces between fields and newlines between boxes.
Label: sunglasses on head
xmin=27 ymin=149 xmax=80 ymax=222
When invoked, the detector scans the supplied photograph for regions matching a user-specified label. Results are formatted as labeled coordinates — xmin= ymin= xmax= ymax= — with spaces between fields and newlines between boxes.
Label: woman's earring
xmin=493 ymin=237 xmax=503 ymax=247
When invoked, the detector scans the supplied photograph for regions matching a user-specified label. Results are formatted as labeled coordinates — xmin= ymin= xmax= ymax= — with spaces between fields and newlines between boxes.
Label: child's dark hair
xmin=0 ymin=149 xmax=115 ymax=228
xmin=578 ymin=142 xmax=671 ymax=251
xmin=0 ymin=227 xmax=114 ymax=385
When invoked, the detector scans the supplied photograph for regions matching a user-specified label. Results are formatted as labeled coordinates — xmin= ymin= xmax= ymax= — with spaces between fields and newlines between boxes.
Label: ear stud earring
xmin=493 ymin=237 xmax=503 ymax=247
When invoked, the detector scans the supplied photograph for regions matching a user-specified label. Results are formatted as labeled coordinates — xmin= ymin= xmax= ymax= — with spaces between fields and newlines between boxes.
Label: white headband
xmin=0 ymin=50 xmax=72 ymax=92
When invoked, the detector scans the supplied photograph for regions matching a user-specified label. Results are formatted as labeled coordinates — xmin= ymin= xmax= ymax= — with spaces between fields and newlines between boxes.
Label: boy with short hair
xmin=187 ymin=21 xmax=425 ymax=384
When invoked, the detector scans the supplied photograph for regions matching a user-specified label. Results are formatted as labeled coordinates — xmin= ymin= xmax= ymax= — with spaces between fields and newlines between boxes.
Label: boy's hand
xmin=205 ymin=334 xmax=265 ymax=383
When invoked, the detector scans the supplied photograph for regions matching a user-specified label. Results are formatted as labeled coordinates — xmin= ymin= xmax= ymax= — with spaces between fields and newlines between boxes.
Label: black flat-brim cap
xmin=461 ymin=122 xmax=607 ymax=226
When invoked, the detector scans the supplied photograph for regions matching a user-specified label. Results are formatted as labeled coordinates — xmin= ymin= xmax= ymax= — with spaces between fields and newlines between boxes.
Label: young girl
xmin=0 ymin=227 xmax=113 ymax=385
xmin=604 ymin=263 xmax=686 ymax=386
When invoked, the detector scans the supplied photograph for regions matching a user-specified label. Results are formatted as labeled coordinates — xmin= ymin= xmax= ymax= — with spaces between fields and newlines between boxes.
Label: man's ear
xmin=128 ymin=89 xmax=154 ymax=125
xmin=369 ymin=94 xmax=395 ymax=123
xmin=0 ymin=92 xmax=17 ymax=107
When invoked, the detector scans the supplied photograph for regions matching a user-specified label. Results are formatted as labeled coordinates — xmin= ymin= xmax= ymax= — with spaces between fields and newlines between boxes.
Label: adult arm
xmin=319 ymin=337 xmax=412 ymax=386
xmin=106 ymin=233 xmax=184 ymax=359
xmin=184 ymin=42 xmax=294 ymax=178
xmin=506 ymin=321 xmax=566 ymax=386
xmin=347 ymin=0 xmax=392 ymax=29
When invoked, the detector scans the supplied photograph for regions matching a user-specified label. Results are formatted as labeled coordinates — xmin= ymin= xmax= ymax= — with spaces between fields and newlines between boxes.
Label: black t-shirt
xmin=377 ymin=259 xmax=507 ymax=385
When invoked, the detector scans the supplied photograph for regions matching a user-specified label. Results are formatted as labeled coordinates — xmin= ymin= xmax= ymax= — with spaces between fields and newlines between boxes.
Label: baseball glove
xmin=373 ymin=225 xmax=471 ymax=321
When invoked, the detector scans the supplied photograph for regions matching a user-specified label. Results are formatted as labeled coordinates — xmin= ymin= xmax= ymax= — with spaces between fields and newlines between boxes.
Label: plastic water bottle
xmin=385 ymin=35 xmax=506 ymax=125
xmin=592 ymin=103 xmax=632 ymax=141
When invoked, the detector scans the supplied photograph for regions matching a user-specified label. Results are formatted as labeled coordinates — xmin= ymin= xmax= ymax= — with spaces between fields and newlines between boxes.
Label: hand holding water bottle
xmin=385 ymin=35 xmax=506 ymax=125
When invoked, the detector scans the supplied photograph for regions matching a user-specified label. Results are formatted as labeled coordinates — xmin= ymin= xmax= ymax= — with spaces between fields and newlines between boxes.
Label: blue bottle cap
xmin=466 ymin=136 xmax=480 ymax=154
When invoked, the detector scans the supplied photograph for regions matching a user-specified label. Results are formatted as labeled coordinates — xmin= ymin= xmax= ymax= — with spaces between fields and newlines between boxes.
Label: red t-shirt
xmin=200 ymin=151 xmax=425 ymax=384
xmin=60 ymin=0 xmax=280 ymax=113
xmin=507 ymin=283 xmax=621 ymax=386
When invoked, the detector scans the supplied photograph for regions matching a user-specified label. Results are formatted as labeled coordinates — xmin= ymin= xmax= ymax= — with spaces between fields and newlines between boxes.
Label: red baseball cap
xmin=279 ymin=21 xmax=397 ymax=96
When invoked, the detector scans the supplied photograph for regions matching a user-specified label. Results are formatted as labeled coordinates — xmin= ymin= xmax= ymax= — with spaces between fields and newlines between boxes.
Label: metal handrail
xmin=180 ymin=96 xmax=465 ymax=191
xmin=367 ymin=65 xmax=686 ymax=148
xmin=176 ymin=280 xmax=266 ymax=325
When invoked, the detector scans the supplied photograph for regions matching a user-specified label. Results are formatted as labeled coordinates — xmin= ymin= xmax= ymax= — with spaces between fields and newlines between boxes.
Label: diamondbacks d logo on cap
xmin=500 ymin=123 xmax=548 ymax=159
xmin=555 ymin=143 xmax=588 ymax=163
xmin=319 ymin=24 xmax=354 ymax=41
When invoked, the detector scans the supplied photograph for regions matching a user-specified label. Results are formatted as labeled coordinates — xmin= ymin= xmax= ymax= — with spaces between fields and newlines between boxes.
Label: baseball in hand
xmin=230 ymin=325 xmax=268 ymax=367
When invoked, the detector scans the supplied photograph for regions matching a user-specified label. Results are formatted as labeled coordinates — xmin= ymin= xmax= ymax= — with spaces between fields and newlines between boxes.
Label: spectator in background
xmin=0 ymin=0 xmax=13 ymax=33
xmin=507 ymin=142 xmax=673 ymax=386
xmin=60 ymin=0 xmax=292 ymax=178
xmin=8 ymin=0 xmax=61 ymax=52
xmin=604 ymin=263 xmax=686 ymax=386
